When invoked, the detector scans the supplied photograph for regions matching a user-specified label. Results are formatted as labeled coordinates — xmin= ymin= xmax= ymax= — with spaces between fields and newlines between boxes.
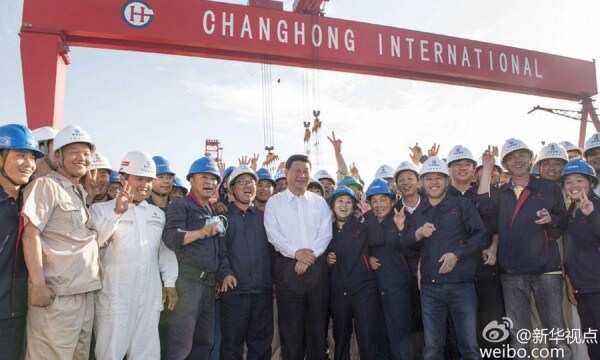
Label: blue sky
xmin=1 ymin=0 xmax=599 ymax=185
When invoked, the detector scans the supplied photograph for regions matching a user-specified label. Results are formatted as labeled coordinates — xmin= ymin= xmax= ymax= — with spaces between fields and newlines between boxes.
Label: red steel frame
xmin=19 ymin=0 xmax=598 ymax=144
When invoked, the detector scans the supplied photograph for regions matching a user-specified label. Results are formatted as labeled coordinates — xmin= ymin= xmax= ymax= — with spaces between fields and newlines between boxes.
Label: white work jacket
xmin=90 ymin=199 xmax=178 ymax=315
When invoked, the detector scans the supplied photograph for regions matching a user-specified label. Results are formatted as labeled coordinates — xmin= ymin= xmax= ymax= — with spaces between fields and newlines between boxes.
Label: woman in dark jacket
xmin=326 ymin=185 xmax=379 ymax=359
xmin=561 ymin=158 xmax=600 ymax=360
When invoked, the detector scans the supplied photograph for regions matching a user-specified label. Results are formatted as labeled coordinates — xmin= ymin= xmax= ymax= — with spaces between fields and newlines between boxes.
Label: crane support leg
xmin=579 ymin=98 xmax=600 ymax=147
xmin=20 ymin=31 xmax=69 ymax=130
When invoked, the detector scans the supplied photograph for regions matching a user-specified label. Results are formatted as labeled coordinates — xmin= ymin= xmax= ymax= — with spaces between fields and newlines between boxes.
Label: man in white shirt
xmin=264 ymin=154 xmax=333 ymax=360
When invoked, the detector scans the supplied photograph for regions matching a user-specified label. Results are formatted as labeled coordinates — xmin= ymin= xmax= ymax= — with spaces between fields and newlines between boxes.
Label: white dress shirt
xmin=264 ymin=188 xmax=333 ymax=259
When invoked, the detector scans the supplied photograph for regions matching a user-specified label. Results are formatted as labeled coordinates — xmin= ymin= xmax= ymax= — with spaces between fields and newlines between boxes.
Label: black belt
xmin=196 ymin=270 xmax=215 ymax=281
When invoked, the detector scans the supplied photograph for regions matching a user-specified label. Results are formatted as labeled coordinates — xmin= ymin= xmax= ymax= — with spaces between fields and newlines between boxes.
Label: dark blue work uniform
xmin=327 ymin=217 xmax=379 ymax=360
xmin=219 ymin=203 xmax=274 ymax=360
xmin=404 ymin=194 xmax=486 ymax=360
xmin=564 ymin=194 xmax=600 ymax=360
xmin=163 ymin=193 xmax=231 ymax=360
xmin=496 ymin=176 xmax=567 ymax=274
xmin=365 ymin=210 xmax=414 ymax=360
xmin=448 ymin=184 xmax=507 ymax=355
xmin=0 ymin=186 xmax=27 ymax=360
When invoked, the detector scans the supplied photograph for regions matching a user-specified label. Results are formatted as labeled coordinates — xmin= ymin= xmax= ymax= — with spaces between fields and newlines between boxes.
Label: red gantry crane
xmin=19 ymin=0 xmax=598 ymax=136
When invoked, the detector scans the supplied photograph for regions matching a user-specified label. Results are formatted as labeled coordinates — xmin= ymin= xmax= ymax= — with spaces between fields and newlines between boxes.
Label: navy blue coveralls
xmin=219 ymin=203 xmax=274 ymax=360
xmin=163 ymin=193 xmax=231 ymax=360
xmin=0 ymin=186 xmax=27 ymax=360
xmin=327 ymin=217 xmax=379 ymax=360
xmin=365 ymin=209 xmax=415 ymax=360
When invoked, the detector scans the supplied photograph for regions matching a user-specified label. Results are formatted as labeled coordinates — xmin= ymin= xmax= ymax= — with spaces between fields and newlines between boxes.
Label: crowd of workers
xmin=0 ymin=122 xmax=599 ymax=360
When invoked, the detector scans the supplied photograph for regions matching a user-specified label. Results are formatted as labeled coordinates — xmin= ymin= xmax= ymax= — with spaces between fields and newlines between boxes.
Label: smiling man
xmin=21 ymin=125 xmax=102 ymax=359
xmin=162 ymin=156 xmax=232 ymax=359
xmin=536 ymin=143 xmax=569 ymax=182
xmin=218 ymin=165 xmax=274 ymax=359
xmin=403 ymin=157 xmax=486 ymax=360
xmin=264 ymin=154 xmax=332 ymax=359
xmin=148 ymin=155 xmax=176 ymax=212
xmin=0 ymin=124 xmax=43 ymax=360
xmin=90 ymin=151 xmax=178 ymax=360
xmin=495 ymin=138 xmax=571 ymax=359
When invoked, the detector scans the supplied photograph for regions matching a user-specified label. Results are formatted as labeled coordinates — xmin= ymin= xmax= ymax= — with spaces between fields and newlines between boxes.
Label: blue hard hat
xmin=152 ymin=155 xmax=175 ymax=176
xmin=329 ymin=185 xmax=357 ymax=205
xmin=0 ymin=124 xmax=44 ymax=159
xmin=172 ymin=176 xmax=189 ymax=195
xmin=173 ymin=176 xmax=184 ymax=188
xmin=109 ymin=171 xmax=121 ymax=184
xmin=561 ymin=158 xmax=598 ymax=186
xmin=366 ymin=178 xmax=395 ymax=200
xmin=187 ymin=156 xmax=221 ymax=182
xmin=256 ymin=167 xmax=276 ymax=186
xmin=338 ymin=175 xmax=363 ymax=191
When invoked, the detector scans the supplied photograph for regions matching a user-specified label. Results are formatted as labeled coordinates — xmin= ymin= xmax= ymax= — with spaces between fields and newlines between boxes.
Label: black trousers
xmin=0 ymin=316 xmax=25 ymax=360
xmin=274 ymin=254 xmax=329 ymax=360
xmin=575 ymin=291 xmax=600 ymax=360
xmin=220 ymin=292 xmax=273 ymax=360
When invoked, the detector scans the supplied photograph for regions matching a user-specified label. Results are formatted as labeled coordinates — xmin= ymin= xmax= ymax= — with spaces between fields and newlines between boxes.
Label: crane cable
xmin=261 ymin=54 xmax=276 ymax=171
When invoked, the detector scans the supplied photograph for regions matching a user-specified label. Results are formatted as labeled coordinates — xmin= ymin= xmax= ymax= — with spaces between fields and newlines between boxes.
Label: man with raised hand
xmin=90 ymin=151 xmax=178 ymax=359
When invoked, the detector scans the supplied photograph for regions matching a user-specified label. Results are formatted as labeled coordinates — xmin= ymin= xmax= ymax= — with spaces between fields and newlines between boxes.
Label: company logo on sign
xmin=122 ymin=1 xmax=154 ymax=28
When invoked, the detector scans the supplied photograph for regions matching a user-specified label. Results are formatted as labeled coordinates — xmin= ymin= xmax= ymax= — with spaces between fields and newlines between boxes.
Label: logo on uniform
xmin=431 ymin=160 xmax=439 ymax=166
xmin=0 ymin=136 xmax=11 ymax=147
xmin=121 ymin=0 xmax=154 ymax=28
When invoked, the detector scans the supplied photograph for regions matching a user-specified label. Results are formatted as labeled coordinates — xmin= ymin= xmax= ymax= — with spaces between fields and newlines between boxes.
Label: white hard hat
xmin=119 ymin=151 xmax=156 ymax=179
xmin=446 ymin=145 xmax=476 ymax=165
xmin=313 ymin=169 xmax=335 ymax=183
xmin=420 ymin=157 xmax=449 ymax=178
xmin=53 ymin=125 xmax=96 ymax=153
xmin=229 ymin=165 xmax=258 ymax=188
xmin=374 ymin=165 xmax=395 ymax=180
xmin=584 ymin=132 xmax=600 ymax=158
xmin=32 ymin=126 xmax=59 ymax=142
xmin=90 ymin=152 xmax=112 ymax=171
xmin=500 ymin=138 xmax=532 ymax=163
xmin=394 ymin=160 xmax=420 ymax=179
xmin=559 ymin=141 xmax=581 ymax=153
xmin=536 ymin=143 xmax=568 ymax=164
xmin=275 ymin=168 xmax=286 ymax=181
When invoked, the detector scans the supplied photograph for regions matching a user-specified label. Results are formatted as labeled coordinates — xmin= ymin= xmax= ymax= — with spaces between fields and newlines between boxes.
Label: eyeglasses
xmin=234 ymin=179 xmax=256 ymax=186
